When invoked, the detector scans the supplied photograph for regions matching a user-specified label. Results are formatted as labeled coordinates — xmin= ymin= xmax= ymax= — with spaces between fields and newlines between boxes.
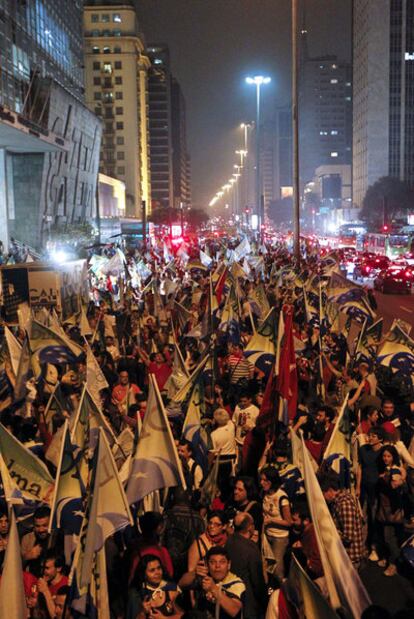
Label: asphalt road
xmin=373 ymin=288 xmax=414 ymax=332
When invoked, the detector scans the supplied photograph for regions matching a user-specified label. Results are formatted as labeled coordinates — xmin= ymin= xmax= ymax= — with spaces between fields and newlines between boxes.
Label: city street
xmin=374 ymin=289 xmax=414 ymax=331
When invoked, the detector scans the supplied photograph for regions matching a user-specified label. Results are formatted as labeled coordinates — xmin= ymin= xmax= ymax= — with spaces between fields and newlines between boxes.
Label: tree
xmin=185 ymin=208 xmax=209 ymax=230
xmin=361 ymin=176 xmax=414 ymax=226
xmin=148 ymin=207 xmax=179 ymax=237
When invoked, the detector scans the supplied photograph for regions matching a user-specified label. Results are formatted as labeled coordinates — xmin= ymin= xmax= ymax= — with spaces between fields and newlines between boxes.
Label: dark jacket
xmin=225 ymin=533 xmax=267 ymax=619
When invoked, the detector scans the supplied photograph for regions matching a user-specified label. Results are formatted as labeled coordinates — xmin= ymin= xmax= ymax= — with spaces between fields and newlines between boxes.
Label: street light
xmin=245 ymin=76 xmax=271 ymax=232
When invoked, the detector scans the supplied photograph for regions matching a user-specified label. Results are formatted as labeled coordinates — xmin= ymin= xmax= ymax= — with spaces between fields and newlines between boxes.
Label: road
xmin=374 ymin=288 xmax=414 ymax=332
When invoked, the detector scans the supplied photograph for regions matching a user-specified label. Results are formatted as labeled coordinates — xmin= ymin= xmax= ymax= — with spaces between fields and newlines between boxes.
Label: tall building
xmin=0 ymin=0 xmax=101 ymax=250
xmin=300 ymin=54 xmax=352 ymax=188
xmin=261 ymin=120 xmax=277 ymax=214
xmin=84 ymin=0 xmax=151 ymax=218
xmin=353 ymin=0 xmax=414 ymax=208
xmin=275 ymin=106 xmax=293 ymax=198
xmin=171 ymin=78 xmax=191 ymax=208
xmin=147 ymin=44 xmax=174 ymax=210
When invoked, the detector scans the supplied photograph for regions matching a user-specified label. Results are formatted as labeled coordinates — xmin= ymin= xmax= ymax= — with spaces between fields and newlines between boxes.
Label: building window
xmin=93 ymin=77 xmax=101 ymax=85
xmin=114 ymin=61 xmax=122 ymax=70
xmin=117 ymin=136 xmax=124 ymax=145
xmin=103 ymin=63 xmax=112 ymax=73
xmin=103 ymin=92 xmax=113 ymax=103
xmin=115 ymin=76 xmax=122 ymax=84
xmin=101 ymin=14 xmax=110 ymax=22
xmin=92 ymin=46 xmax=100 ymax=54
xmin=117 ymin=166 xmax=125 ymax=175
xmin=113 ymin=13 xmax=122 ymax=23
xmin=331 ymin=130 xmax=338 ymax=135
xmin=330 ymin=151 xmax=338 ymax=157
xmin=103 ymin=46 xmax=111 ymax=54
xmin=115 ymin=91 xmax=123 ymax=99
xmin=113 ymin=30 xmax=121 ymax=37
xmin=116 ymin=121 xmax=124 ymax=129
xmin=117 ymin=151 xmax=125 ymax=160
xmin=114 ymin=46 xmax=122 ymax=53
xmin=94 ymin=92 xmax=102 ymax=100
xmin=102 ymin=29 xmax=111 ymax=37
xmin=330 ymin=78 xmax=338 ymax=84
xmin=94 ymin=107 xmax=101 ymax=115
xmin=93 ymin=61 xmax=100 ymax=70
xmin=91 ymin=14 xmax=99 ymax=23
xmin=92 ymin=30 xmax=100 ymax=37
xmin=105 ymin=122 xmax=113 ymax=132
xmin=116 ymin=107 xmax=123 ymax=115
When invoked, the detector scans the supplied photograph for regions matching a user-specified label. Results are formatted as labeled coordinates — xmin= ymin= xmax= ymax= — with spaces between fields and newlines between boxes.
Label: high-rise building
xmin=0 ymin=0 xmax=101 ymax=250
xmin=171 ymin=78 xmax=191 ymax=208
xmin=353 ymin=0 xmax=414 ymax=208
xmin=300 ymin=55 xmax=352 ymax=188
xmin=261 ymin=120 xmax=277 ymax=214
xmin=84 ymin=0 xmax=151 ymax=218
xmin=275 ymin=106 xmax=293 ymax=197
xmin=147 ymin=44 xmax=174 ymax=210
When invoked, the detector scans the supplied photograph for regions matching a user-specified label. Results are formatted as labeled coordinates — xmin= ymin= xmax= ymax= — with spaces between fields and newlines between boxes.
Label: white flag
xmin=300 ymin=435 xmax=371 ymax=616
xmin=0 ymin=509 xmax=27 ymax=618
xmin=126 ymin=374 xmax=186 ymax=504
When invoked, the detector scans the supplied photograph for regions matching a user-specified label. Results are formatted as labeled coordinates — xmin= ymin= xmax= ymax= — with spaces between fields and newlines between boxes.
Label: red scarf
xmin=205 ymin=530 xmax=228 ymax=546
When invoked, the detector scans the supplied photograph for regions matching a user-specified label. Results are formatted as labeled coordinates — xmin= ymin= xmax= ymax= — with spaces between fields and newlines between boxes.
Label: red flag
xmin=277 ymin=306 xmax=298 ymax=421
xmin=214 ymin=267 xmax=228 ymax=305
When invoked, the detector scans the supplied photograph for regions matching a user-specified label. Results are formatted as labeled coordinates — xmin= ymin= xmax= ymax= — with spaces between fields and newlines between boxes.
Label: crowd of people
xmin=0 ymin=234 xmax=413 ymax=619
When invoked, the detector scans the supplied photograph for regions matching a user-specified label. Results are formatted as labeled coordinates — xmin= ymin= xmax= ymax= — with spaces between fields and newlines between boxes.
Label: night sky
xmin=137 ymin=0 xmax=351 ymax=209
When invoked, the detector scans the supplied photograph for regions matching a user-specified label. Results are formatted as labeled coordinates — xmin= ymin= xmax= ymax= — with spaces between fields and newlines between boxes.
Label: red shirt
xmin=49 ymin=574 xmax=68 ymax=597
xmin=148 ymin=363 xmax=172 ymax=390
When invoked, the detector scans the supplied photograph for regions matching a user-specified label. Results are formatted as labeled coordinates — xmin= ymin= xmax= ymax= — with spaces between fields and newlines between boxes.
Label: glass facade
xmin=0 ymin=0 xmax=84 ymax=117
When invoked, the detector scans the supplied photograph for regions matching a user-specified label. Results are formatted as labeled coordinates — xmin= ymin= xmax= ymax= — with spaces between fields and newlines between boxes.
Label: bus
xmin=337 ymin=223 xmax=367 ymax=248
xmin=364 ymin=233 xmax=414 ymax=258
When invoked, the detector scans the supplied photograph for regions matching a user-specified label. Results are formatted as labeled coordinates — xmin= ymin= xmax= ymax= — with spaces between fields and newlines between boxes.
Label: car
xmin=353 ymin=255 xmax=390 ymax=280
xmin=373 ymin=266 xmax=414 ymax=294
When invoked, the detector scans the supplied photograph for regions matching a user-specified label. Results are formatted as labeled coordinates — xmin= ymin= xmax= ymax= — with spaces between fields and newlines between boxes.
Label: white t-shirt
xmin=263 ymin=488 xmax=290 ymax=538
xmin=211 ymin=421 xmax=236 ymax=456
xmin=233 ymin=404 xmax=260 ymax=445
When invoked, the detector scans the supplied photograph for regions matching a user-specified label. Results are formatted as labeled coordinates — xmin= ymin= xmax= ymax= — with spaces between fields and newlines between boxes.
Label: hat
xmin=382 ymin=421 xmax=396 ymax=436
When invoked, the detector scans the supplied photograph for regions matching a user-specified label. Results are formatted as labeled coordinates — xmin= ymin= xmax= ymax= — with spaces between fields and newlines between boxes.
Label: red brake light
xmin=405 ymin=271 xmax=412 ymax=278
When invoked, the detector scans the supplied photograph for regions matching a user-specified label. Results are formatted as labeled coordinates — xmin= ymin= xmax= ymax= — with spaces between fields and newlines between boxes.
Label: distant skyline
xmin=138 ymin=0 xmax=352 ymax=209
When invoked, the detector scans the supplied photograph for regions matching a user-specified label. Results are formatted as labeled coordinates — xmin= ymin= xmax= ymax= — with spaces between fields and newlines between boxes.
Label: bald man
xmin=225 ymin=513 xmax=267 ymax=619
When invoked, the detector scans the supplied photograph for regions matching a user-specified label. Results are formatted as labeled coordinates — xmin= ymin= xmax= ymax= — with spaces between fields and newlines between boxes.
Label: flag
xmin=276 ymin=307 xmax=298 ymax=422
xmin=71 ymin=386 xmax=117 ymax=457
xmin=255 ymin=361 xmax=278 ymax=433
xmin=4 ymin=326 xmax=22 ymax=376
xmin=0 ymin=423 xmax=54 ymax=503
xmin=327 ymin=272 xmax=366 ymax=304
xmin=200 ymin=249 xmax=213 ymax=268
xmin=233 ymin=237 xmax=251 ymax=261
xmin=248 ymin=284 xmax=270 ymax=319
xmin=244 ymin=307 xmax=278 ymax=377
xmin=215 ymin=266 xmax=228 ymax=305
xmin=172 ymin=354 xmax=209 ymax=403
xmin=300 ymin=435 xmax=371 ymax=617
xmin=323 ymin=395 xmax=351 ymax=463
xmin=69 ymin=430 xmax=131 ymax=615
xmin=101 ymin=248 xmax=126 ymax=276
xmin=182 ymin=380 xmax=209 ymax=475
xmin=28 ymin=319 xmax=83 ymax=377
xmin=80 ymin=306 xmax=93 ymax=337
xmin=79 ymin=429 xmax=132 ymax=587
xmin=289 ymin=555 xmax=339 ymax=619
xmin=86 ymin=343 xmax=109 ymax=404
xmin=0 ymin=508 xmax=27 ymax=618
xmin=13 ymin=336 xmax=32 ymax=401
xmin=165 ymin=340 xmax=190 ymax=399
xmin=377 ymin=322 xmax=414 ymax=377
xmin=126 ymin=374 xmax=186 ymax=504
xmin=49 ymin=421 xmax=84 ymax=535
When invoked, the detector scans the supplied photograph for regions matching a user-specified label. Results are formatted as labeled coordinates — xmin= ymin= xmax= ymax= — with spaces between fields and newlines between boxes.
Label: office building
xmin=0 ymin=0 xmax=101 ymax=250
xmin=300 ymin=55 xmax=352 ymax=188
xmin=147 ymin=44 xmax=174 ymax=210
xmin=84 ymin=0 xmax=151 ymax=218
xmin=171 ymin=78 xmax=191 ymax=208
xmin=275 ymin=106 xmax=293 ymax=198
xmin=353 ymin=0 xmax=414 ymax=208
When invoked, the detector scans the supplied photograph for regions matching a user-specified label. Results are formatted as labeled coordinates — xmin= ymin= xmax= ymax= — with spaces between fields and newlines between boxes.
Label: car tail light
xmin=405 ymin=271 xmax=412 ymax=278
xmin=364 ymin=266 xmax=371 ymax=273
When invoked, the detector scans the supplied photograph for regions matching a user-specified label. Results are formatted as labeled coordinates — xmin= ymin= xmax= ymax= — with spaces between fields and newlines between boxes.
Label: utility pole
xmin=95 ymin=182 xmax=101 ymax=245
xmin=292 ymin=0 xmax=301 ymax=262
xmin=141 ymin=200 xmax=147 ymax=250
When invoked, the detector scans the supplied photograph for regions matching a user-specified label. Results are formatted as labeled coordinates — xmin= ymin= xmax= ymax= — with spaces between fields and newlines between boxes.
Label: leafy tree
xmin=361 ymin=176 xmax=414 ymax=226
xmin=149 ymin=207 xmax=179 ymax=237
xmin=185 ymin=208 xmax=209 ymax=230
